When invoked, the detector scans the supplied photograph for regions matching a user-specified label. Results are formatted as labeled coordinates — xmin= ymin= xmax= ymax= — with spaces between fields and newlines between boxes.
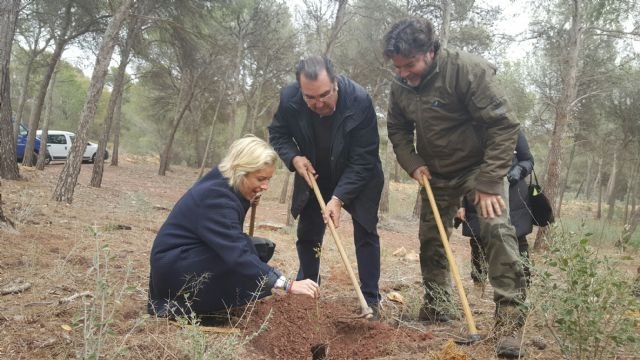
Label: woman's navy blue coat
xmin=148 ymin=168 xmax=280 ymax=314
xmin=268 ymin=75 xmax=384 ymax=232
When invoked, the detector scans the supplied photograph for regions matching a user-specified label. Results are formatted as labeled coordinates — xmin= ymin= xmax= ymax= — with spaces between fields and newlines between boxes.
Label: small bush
xmin=532 ymin=227 xmax=640 ymax=359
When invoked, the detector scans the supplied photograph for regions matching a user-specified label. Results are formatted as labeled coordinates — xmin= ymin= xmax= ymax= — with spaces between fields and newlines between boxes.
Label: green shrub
xmin=533 ymin=228 xmax=639 ymax=359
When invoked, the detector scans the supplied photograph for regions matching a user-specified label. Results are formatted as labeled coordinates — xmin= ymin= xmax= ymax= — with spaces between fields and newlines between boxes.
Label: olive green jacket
xmin=387 ymin=48 xmax=519 ymax=195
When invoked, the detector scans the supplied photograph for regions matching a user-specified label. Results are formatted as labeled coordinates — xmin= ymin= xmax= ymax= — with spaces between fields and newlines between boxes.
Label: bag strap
xmin=529 ymin=168 xmax=540 ymax=187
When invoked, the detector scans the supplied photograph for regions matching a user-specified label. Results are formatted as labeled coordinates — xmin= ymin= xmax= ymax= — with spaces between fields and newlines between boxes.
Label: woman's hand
xmin=290 ymin=279 xmax=320 ymax=298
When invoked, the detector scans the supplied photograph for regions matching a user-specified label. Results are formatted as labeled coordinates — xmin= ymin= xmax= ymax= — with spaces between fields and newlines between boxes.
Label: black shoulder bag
xmin=528 ymin=170 xmax=555 ymax=226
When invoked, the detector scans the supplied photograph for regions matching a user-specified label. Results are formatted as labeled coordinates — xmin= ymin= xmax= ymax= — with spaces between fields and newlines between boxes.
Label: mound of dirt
xmin=243 ymin=295 xmax=433 ymax=359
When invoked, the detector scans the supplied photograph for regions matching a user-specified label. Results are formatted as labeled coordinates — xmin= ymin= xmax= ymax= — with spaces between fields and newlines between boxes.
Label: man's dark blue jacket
xmin=148 ymin=168 xmax=280 ymax=314
xmin=268 ymin=75 xmax=384 ymax=232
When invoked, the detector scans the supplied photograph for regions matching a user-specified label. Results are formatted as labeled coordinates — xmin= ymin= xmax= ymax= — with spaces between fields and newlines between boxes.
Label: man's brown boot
xmin=418 ymin=304 xmax=458 ymax=323
xmin=495 ymin=304 xmax=526 ymax=358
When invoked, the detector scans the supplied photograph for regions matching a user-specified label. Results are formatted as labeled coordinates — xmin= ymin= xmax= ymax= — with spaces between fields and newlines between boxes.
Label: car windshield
xmin=19 ymin=124 xmax=27 ymax=136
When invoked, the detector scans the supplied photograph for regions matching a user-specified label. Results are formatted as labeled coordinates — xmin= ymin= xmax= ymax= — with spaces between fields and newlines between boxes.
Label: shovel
xmin=308 ymin=171 xmax=373 ymax=319
xmin=248 ymin=202 xmax=257 ymax=237
xmin=421 ymin=174 xmax=481 ymax=344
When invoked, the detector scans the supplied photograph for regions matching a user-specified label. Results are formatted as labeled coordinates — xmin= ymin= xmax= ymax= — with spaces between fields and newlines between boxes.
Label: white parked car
xmin=36 ymin=130 xmax=108 ymax=163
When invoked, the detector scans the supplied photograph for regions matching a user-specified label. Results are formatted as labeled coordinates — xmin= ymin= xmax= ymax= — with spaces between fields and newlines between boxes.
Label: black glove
xmin=507 ymin=165 xmax=523 ymax=184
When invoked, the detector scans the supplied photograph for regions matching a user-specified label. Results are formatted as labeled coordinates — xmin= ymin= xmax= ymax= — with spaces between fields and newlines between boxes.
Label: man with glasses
xmin=269 ymin=55 xmax=384 ymax=319
xmin=383 ymin=18 xmax=527 ymax=358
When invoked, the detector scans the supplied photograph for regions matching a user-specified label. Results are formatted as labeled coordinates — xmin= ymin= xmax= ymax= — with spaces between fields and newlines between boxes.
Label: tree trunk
xmin=279 ymin=170 xmax=291 ymax=204
xmin=605 ymin=150 xmax=618 ymax=221
xmin=0 ymin=0 xmax=21 ymax=180
xmin=36 ymin=69 xmax=57 ymax=170
xmin=393 ymin=160 xmax=399 ymax=182
xmin=619 ymin=207 xmax=640 ymax=249
xmin=324 ymin=0 xmax=348 ymax=57
xmin=592 ymin=157 xmax=602 ymax=201
xmin=440 ymin=0 xmax=451 ymax=49
xmin=158 ymin=71 xmax=196 ymax=176
xmin=534 ymin=0 xmax=582 ymax=251
xmin=14 ymin=51 xmax=36 ymax=141
xmin=574 ymin=179 xmax=584 ymax=199
xmin=379 ymin=140 xmax=394 ymax=214
xmin=22 ymin=3 xmax=73 ymax=167
xmin=241 ymin=82 xmax=264 ymax=136
xmin=53 ymin=0 xmax=135 ymax=203
xmin=596 ymin=176 xmax=603 ymax=219
xmin=285 ymin=173 xmax=295 ymax=227
xmin=582 ymin=155 xmax=594 ymax=200
xmin=558 ymin=136 xmax=577 ymax=218
xmin=229 ymin=38 xmax=244 ymax=141
xmin=623 ymin=162 xmax=636 ymax=224
xmin=110 ymin=91 xmax=122 ymax=167
xmin=198 ymin=88 xmax=224 ymax=179
xmin=90 ymin=15 xmax=137 ymax=188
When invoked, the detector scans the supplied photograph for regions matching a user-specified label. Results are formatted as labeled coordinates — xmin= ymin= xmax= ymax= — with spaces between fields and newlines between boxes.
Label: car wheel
xmin=91 ymin=153 xmax=96 ymax=163
xmin=45 ymin=153 xmax=51 ymax=165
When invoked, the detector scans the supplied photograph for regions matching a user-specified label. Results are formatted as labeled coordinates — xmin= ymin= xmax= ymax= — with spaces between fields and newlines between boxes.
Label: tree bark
xmin=534 ymin=0 xmax=582 ymax=250
xmin=596 ymin=173 xmax=603 ymax=219
xmin=13 ymin=21 xmax=50 ymax=141
xmin=36 ymin=69 xmax=57 ymax=170
xmin=53 ymin=0 xmax=135 ymax=203
xmin=0 ymin=0 xmax=21 ymax=180
xmin=14 ymin=49 xmax=36 ymax=141
xmin=158 ymin=70 xmax=196 ymax=176
xmin=605 ymin=150 xmax=618 ymax=221
xmin=285 ymin=173 xmax=294 ymax=227
xmin=379 ymin=140 xmax=394 ymax=214
xmin=623 ymin=162 xmax=637 ymax=224
xmin=198 ymin=88 xmax=224 ymax=179
xmin=22 ymin=2 xmax=73 ymax=167
xmin=440 ymin=0 xmax=451 ymax=49
xmin=110 ymin=91 xmax=122 ymax=167
xmin=277 ymin=169 xmax=290 ymax=204
xmin=324 ymin=0 xmax=348 ymax=57
xmin=557 ymin=136 xmax=577 ymax=217
xmin=90 ymin=15 xmax=137 ymax=188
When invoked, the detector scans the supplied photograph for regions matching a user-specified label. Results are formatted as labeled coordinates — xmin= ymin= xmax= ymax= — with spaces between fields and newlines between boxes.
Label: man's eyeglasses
xmin=302 ymin=85 xmax=336 ymax=103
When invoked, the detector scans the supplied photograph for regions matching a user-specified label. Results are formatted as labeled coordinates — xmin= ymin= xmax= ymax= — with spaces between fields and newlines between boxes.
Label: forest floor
xmin=0 ymin=156 xmax=631 ymax=359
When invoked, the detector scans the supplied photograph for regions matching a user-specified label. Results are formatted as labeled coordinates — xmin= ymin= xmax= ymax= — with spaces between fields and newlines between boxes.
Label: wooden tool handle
xmin=308 ymin=172 xmax=372 ymax=315
xmin=422 ymin=175 xmax=478 ymax=336
xmin=248 ymin=202 xmax=257 ymax=237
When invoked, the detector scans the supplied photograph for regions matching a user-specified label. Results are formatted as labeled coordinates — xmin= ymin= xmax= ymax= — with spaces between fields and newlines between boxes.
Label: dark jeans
xmin=295 ymin=192 xmax=381 ymax=305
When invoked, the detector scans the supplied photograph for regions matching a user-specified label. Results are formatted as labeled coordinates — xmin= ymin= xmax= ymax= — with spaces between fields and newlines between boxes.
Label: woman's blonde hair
xmin=219 ymin=134 xmax=278 ymax=190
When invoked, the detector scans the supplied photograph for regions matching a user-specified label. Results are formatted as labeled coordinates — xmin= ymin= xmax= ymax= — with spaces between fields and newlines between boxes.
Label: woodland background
xmin=1 ymin=0 xmax=640 ymax=226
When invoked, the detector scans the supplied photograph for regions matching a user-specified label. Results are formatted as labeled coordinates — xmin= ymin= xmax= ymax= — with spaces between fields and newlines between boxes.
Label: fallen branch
xmin=58 ymin=291 xmax=93 ymax=304
xmin=0 ymin=281 xmax=32 ymax=295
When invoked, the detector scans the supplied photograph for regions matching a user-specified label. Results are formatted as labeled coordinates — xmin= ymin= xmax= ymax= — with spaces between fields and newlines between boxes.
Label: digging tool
xmin=421 ymin=174 xmax=481 ymax=344
xmin=308 ymin=171 xmax=373 ymax=319
xmin=248 ymin=202 xmax=257 ymax=237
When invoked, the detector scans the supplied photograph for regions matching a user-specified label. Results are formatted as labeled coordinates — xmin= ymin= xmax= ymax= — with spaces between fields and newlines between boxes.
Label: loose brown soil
xmin=244 ymin=295 xmax=432 ymax=359
xmin=0 ymin=157 xmax=562 ymax=359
